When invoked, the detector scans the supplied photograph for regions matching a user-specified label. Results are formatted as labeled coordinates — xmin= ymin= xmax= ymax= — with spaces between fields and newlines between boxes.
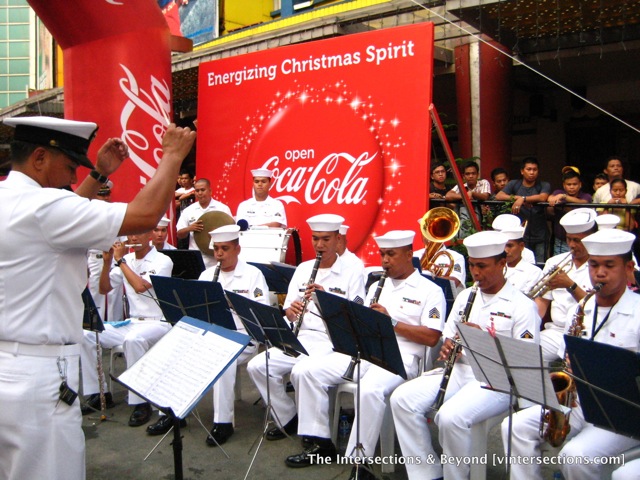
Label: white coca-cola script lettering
xmin=119 ymin=63 xmax=171 ymax=183
xmin=262 ymin=152 xmax=375 ymax=205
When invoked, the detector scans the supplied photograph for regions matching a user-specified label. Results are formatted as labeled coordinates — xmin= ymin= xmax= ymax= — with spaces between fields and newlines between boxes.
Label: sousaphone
xmin=193 ymin=211 xmax=235 ymax=256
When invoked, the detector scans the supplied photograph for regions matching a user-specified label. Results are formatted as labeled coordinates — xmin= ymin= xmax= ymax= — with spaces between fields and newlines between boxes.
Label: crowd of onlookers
xmin=429 ymin=155 xmax=640 ymax=263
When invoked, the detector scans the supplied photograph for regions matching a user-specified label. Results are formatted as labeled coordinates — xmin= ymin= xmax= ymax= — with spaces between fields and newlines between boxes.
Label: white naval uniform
xmin=246 ymin=254 xmax=365 ymax=428
xmin=540 ymin=253 xmax=592 ymax=362
xmin=176 ymin=199 xmax=232 ymax=268
xmin=340 ymin=248 xmax=364 ymax=270
xmin=157 ymin=241 xmax=176 ymax=250
xmin=236 ymin=195 xmax=287 ymax=227
xmin=505 ymin=257 xmax=543 ymax=294
xmin=0 ymin=171 xmax=127 ymax=480
xmin=391 ymin=281 xmax=540 ymax=480
xmin=502 ymin=288 xmax=640 ymax=480
xmin=292 ymin=270 xmax=446 ymax=456
xmin=80 ymin=247 xmax=173 ymax=404
xmin=199 ymin=260 xmax=268 ymax=423
xmin=87 ymin=248 xmax=124 ymax=322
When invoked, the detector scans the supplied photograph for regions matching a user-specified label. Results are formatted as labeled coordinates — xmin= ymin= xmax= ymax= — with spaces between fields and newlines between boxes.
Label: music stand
xmin=112 ymin=316 xmax=249 ymax=480
xmin=270 ymin=261 xmax=296 ymax=285
xmin=565 ymin=335 xmax=640 ymax=440
xmin=149 ymin=275 xmax=235 ymax=330
xmin=455 ymin=323 xmax=562 ymax=479
xmin=159 ymin=249 xmax=205 ymax=279
xmin=248 ymin=262 xmax=292 ymax=294
xmin=314 ymin=289 xmax=406 ymax=479
xmin=224 ymin=291 xmax=308 ymax=480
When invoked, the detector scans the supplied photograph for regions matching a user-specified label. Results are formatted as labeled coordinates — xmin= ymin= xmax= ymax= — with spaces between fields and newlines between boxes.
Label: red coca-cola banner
xmin=27 ymin=0 xmax=173 ymax=207
xmin=198 ymin=23 xmax=434 ymax=265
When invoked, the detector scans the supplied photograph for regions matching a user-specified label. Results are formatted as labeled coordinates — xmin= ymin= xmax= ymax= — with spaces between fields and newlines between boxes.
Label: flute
xmin=293 ymin=252 xmax=323 ymax=337
xmin=124 ymin=244 xmax=143 ymax=248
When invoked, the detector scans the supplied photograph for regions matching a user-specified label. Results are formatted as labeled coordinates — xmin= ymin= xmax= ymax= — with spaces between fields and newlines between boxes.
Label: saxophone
xmin=429 ymin=281 xmax=479 ymax=412
xmin=292 ymin=252 xmax=323 ymax=337
xmin=540 ymin=282 xmax=602 ymax=447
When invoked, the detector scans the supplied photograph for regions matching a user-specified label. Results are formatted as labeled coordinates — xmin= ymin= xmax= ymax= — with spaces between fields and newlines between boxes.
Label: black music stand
xmin=149 ymin=275 xmax=235 ymax=329
xmin=270 ymin=261 xmax=296 ymax=284
xmin=248 ymin=262 xmax=292 ymax=294
xmin=314 ymin=289 xmax=406 ymax=479
xmin=225 ymin=291 xmax=308 ymax=480
xmin=159 ymin=249 xmax=206 ymax=279
xmin=565 ymin=335 xmax=640 ymax=440
xmin=112 ymin=316 xmax=249 ymax=480
xmin=456 ymin=324 xmax=562 ymax=479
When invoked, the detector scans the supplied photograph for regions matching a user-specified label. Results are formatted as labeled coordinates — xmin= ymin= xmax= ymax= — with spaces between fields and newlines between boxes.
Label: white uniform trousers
xmin=612 ymin=459 xmax=640 ymax=480
xmin=0 ymin=347 xmax=85 ymax=480
xmin=501 ymin=403 xmax=640 ymax=480
xmin=80 ymin=320 xmax=171 ymax=404
xmin=343 ymin=354 xmax=420 ymax=459
xmin=246 ymin=330 xmax=334 ymax=428
xmin=539 ymin=327 xmax=564 ymax=363
xmin=391 ymin=362 xmax=510 ymax=480
xmin=291 ymin=351 xmax=367 ymax=438
xmin=212 ymin=343 xmax=257 ymax=424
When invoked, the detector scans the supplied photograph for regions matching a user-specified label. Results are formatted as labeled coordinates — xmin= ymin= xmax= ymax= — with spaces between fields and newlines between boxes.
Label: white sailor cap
xmin=559 ymin=208 xmax=597 ymax=234
xmin=306 ymin=214 xmax=344 ymax=232
xmin=251 ymin=168 xmax=272 ymax=178
xmin=595 ymin=214 xmax=620 ymax=230
xmin=157 ymin=216 xmax=171 ymax=228
xmin=582 ymin=229 xmax=635 ymax=256
xmin=464 ymin=231 xmax=508 ymax=258
xmin=4 ymin=116 xmax=98 ymax=169
xmin=339 ymin=225 xmax=349 ymax=235
xmin=209 ymin=224 xmax=241 ymax=243
xmin=374 ymin=230 xmax=415 ymax=249
xmin=492 ymin=214 xmax=521 ymax=231
xmin=501 ymin=226 xmax=525 ymax=241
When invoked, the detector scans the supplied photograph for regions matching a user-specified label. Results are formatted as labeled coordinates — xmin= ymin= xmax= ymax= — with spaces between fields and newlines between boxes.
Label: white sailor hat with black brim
xmin=374 ymin=230 xmax=415 ymax=249
xmin=559 ymin=207 xmax=597 ymax=234
xmin=4 ymin=116 xmax=98 ymax=170
xmin=581 ymin=229 xmax=635 ymax=256
xmin=306 ymin=214 xmax=344 ymax=232
xmin=463 ymin=231 xmax=508 ymax=258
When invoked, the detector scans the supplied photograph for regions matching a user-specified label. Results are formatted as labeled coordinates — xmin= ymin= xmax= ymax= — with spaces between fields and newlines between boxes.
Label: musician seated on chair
xmin=501 ymin=229 xmax=640 ymax=480
xmin=146 ymin=224 xmax=269 ymax=443
xmin=79 ymin=231 xmax=173 ymax=427
xmin=176 ymin=178 xmax=232 ymax=268
xmin=413 ymin=242 xmax=466 ymax=299
xmin=246 ymin=214 xmax=365 ymax=451
xmin=285 ymin=230 xmax=445 ymax=480
xmin=236 ymin=168 xmax=287 ymax=228
xmin=500 ymin=226 xmax=543 ymax=294
xmin=152 ymin=216 xmax=176 ymax=251
xmin=390 ymin=231 xmax=539 ymax=480
xmin=535 ymin=208 xmax=597 ymax=363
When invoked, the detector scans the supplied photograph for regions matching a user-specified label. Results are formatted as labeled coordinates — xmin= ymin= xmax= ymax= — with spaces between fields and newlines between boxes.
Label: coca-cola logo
xmin=118 ymin=63 xmax=171 ymax=185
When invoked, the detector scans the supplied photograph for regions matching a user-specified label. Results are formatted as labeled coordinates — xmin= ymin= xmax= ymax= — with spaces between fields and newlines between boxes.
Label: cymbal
xmin=193 ymin=211 xmax=235 ymax=255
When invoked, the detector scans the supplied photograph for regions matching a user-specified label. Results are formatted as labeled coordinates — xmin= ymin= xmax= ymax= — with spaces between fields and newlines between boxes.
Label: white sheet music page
xmin=117 ymin=320 xmax=245 ymax=418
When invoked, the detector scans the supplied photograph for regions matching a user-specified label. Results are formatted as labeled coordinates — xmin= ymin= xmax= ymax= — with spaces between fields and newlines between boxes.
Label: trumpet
xmin=418 ymin=208 xmax=460 ymax=277
xmin=429 ymin=281 xmax=479 ymax=413
xmin=293 ymin=252 xmax=322 ymax=337
xmin=343 ymin=270 xmax=388 ymax=382
xmin=539 ymin=282 xmax=602 ymax=447
xmin=526 ymin=253 xmax=573 ymax=299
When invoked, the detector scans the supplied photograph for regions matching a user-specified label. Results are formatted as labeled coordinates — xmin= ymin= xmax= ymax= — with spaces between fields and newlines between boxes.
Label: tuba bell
xmin=419 ymin=207 xmax=460 ymax=277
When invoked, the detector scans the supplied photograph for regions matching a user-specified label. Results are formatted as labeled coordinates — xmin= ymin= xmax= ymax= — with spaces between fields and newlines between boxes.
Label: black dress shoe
xmin=206 ymin=423 xmax=234 ymax=446
xmin=266 ymin=415 xmax=298 ymax=441
xmin=146 ymin=415 xmax=187 ymax=435
xmin=81 ymin=392 xmax=115 ymax=415
xmin=128 ymin=402 xmax=152 ymax=427
xmin=285 ymin=441 xmax=337 ymax=468
xmin=347 ymin=464 xmax=377 ymax=480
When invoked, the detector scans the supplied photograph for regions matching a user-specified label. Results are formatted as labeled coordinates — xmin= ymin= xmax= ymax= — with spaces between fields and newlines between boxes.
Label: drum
xmin=238 ymin=228 xmax=292 ymax=263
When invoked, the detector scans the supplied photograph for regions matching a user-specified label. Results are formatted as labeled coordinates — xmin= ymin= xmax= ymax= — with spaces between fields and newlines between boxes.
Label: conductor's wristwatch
xmin=115 ymin=258 xmax=127 ymax=267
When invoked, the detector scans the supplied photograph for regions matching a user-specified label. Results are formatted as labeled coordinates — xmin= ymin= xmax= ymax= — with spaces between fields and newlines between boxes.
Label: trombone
xmin=526 ymin=252 xmax=573 ymax=299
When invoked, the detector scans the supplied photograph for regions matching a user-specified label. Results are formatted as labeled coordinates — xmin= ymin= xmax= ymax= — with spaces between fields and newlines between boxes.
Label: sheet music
xmin=458 ymin=324 xmax=561 ymax=410
xmin=118 ymin=320 xmax=246 ymax=418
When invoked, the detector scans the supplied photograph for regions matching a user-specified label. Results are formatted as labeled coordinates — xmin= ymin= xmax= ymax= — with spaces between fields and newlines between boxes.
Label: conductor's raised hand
xmin=162 ymin=123 xmax=197 ymax=163
xmin=95 ymin=137 xmax=130 ymax=176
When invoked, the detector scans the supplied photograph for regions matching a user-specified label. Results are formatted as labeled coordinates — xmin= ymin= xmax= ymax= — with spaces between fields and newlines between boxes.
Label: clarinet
xmin=293 ymin=252 xmax=323 ymax=337
xmin=429 ymin=281 xmax=479 ymax=412
xmin=211 ymin=262 xmax=221 ymax=283
xmin=370 ymin=270 xmax=388 ymax=306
